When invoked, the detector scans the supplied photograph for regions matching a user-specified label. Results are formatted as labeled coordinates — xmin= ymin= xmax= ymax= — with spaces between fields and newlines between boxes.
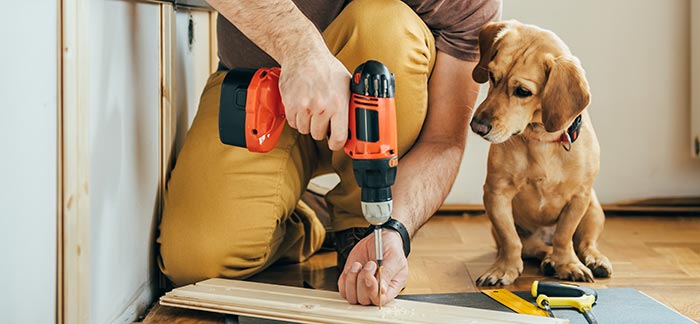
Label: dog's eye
xmin=489 ymin=71 xmax=496 ymax=83
xmin=514 ymin=86 xmax=532 ymax=98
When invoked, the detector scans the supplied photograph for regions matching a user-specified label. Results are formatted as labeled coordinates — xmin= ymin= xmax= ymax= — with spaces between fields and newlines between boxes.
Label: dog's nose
xmin=470 ymin=118 xmax=492 ymax=136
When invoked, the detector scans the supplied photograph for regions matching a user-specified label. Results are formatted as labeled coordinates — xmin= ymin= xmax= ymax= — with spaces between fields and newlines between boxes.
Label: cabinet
xmin=60 ymin=1 xmax=216 ymax=323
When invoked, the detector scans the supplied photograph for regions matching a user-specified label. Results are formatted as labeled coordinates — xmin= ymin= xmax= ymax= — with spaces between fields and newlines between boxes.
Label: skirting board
xmin=160 ymin=279 xmax=566 ymax=324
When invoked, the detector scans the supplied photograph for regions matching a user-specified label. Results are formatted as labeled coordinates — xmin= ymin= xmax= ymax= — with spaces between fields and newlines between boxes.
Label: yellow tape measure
xmin=481 ymin=289 xmax=550 ymax=317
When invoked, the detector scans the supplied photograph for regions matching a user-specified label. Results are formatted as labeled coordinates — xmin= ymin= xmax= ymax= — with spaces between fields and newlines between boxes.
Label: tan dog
xmin=469 ymin=20 xmax=612 ymax=285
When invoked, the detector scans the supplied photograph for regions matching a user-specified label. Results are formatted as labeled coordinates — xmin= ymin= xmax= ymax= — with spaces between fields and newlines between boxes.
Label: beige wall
xmin=445 ymin=0 xmax=700 ymax=204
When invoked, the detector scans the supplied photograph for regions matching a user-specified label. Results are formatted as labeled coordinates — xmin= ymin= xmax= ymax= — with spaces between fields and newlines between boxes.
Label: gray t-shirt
xmin=217 ymin=0 xmax=501 ymax=69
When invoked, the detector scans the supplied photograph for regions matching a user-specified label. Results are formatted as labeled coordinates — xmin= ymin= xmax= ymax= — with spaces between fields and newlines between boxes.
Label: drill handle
xmin=536 ymin=294 xmax=596 ymax=313
xmin=532 ymin=281 xmax=598 ymax=300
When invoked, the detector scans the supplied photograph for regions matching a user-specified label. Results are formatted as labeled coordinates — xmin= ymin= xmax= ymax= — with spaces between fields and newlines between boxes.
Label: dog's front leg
xmin=542 ymin=193 xmax=595 ymax=282
xmin=477 ymin=190 xmax=523 ymax=286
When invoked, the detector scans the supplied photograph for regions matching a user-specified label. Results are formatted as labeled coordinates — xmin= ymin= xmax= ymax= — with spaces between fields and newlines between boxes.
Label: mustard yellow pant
xmin=158 ymin=0 xmax=436 ymax=286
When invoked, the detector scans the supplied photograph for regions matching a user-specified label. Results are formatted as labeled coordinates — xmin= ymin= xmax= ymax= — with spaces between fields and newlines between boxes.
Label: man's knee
xmin=338 ymin=0 xmax=433 ymax=55
xmin=158 ymin=205 xmax=282 ymax=286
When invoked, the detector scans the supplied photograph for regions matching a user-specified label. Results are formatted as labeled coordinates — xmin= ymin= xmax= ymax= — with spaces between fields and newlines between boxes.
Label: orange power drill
xmin=218 ymin=61 xmax=398 ymax=304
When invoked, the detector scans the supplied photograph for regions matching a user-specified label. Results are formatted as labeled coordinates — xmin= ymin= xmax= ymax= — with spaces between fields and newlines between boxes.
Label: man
xmin=158 ymin=0 xmax=501 ymax=306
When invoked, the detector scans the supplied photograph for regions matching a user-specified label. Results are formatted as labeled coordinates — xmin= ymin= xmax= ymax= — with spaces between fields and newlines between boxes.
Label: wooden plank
xmin=159 ymin=1 xmax=176 ymax=290
xmin=438 ymin=203 xmax=700 ymax=215
xmin=61 ymin=0 xmax=90 ymax=323
xmin=692 ymin=0 xmax=700 ymax=158
xmin=209 ymin=10 xmax=218 ymax=73
xmin=437 ymin=204 xmax=485 ymax=214
xmin=611 ymin=197 xmax=700 ymax=207
xmin=161 ymin=279 xmax=565 ymax=324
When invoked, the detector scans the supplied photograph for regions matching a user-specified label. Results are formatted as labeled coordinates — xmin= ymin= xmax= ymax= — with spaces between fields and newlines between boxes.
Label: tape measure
xmin=481 ymin=289 xmax=550 ymax=317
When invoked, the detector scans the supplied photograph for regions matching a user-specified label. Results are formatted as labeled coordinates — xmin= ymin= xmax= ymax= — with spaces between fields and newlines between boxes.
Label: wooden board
xmin=61 ymin=0 xmax=91 ymax=322
xmin=692 ymin=0 xmax=700 ymax=158
xmin=438 ymin=198 xmax=700 ymax=215
xmin=161 ymin=279 xmax=566 ymax=324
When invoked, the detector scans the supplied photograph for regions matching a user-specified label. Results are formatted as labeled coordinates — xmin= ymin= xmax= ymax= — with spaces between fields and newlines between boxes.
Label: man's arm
xmin=339 ymin=51 xmax=481 ymax=305
xmin=393 ymin=52 xmax=480 ymax=236
xmin=207 ymin=0 xmax=350 ymax=150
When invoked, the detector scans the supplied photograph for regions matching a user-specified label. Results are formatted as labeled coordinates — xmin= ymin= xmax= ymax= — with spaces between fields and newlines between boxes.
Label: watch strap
xmin=364 ymin=218 xmax=411 ymax=257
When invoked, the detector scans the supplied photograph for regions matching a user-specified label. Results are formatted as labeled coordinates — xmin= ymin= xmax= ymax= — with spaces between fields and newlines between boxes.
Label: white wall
xmin=88 ymin=2 xmax=160 ymax=323
xmin=445 ymin=0 xmax=700 ymax=204
xmin=0 ymin=2 xmax=58 ymax=323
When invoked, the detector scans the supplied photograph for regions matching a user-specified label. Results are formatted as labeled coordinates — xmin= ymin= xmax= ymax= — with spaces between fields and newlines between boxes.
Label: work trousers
xmin=158 ymin=0 xmax=436 ymax=286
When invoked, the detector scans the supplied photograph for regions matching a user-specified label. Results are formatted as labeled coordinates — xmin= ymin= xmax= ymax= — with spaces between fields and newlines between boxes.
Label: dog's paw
xmin=541 ymin=257 xmax=594 ymax=282
xmin=582 ymin=253 xmax=613 ymax=278
xmin=476 ymin=259 xmax=524 ymax=286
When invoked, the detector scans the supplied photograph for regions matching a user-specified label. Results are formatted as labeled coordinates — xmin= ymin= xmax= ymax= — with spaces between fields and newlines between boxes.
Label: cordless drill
xmin=218 ymin=60 xmax=398 ymax=306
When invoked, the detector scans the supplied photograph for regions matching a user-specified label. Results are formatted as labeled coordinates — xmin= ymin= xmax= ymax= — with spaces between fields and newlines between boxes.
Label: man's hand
xmin=338 ymin=230 xmax=408 ymax=305
xmin=207 ymin=0 xmax=350 ymax=151
xmin=279 ymin=53 xmax=350 ymax=151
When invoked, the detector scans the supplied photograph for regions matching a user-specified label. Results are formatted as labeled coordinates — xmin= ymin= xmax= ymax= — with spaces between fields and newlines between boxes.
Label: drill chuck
xmin=361 ymin=200 xmax=393 ymax=226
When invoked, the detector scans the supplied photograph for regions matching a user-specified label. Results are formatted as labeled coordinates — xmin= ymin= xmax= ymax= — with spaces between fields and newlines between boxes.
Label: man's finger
xmin=309 ymin=112 xmax=330 ymax=141
xmin=296 ymin=108 xmax=311 ymax=134
xmin=357 ymin=261 xmax=378 ymax=305
xmin=344 ymin=262 xmax=362 ymax=304
xmin=328 ymin=111 xmax=348 ymax=151
xmin=338 ymin=266 xmax=348 ymax=300
xmin=285 ymin=110 xmax=298 ymax=129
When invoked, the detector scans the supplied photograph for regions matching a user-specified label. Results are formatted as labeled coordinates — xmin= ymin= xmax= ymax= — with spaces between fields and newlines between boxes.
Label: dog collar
xmin=555 ymin=115 xmax=582 ymax=151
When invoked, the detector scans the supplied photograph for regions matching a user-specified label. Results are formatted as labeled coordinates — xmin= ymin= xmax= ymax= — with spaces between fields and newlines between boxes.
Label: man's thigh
xmin=158 ymin=71 xmax=320 ymax=286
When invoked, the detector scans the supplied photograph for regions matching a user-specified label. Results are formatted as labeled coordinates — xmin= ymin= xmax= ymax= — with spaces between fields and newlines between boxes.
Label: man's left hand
xmin=337 ymin=229 xmax=408 ymax=305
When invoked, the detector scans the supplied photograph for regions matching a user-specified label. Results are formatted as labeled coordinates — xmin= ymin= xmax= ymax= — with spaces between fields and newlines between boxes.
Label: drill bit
xmin=374 ymin=225 xmax=383 ymax=309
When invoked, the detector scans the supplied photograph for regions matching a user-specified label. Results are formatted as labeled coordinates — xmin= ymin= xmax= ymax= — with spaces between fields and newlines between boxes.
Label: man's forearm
xmin=391 ymin=141 xmax=466 ymax=236
xmin=207 ymin=0 xmax=329 ymax=65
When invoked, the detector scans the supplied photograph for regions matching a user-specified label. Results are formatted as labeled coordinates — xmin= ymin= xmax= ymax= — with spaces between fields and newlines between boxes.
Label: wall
xmin=0 ymin=2 xmax=58 ymax=323
xmin=88 ymin=2 xmax=160 ymax=323
xmin=445 ymin=0 xmax=700 ymax=204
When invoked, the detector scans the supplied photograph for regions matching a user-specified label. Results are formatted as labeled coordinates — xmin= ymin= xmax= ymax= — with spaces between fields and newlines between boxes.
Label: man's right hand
xmin=279 ymin=53 xmax=351 ymax=151
xmin=207 ymin=0 xmax=350 ymax=151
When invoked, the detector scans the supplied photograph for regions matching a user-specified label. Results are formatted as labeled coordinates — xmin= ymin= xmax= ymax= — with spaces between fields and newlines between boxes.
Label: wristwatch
xmin=364 ymin=218 xmax=411 ymax=257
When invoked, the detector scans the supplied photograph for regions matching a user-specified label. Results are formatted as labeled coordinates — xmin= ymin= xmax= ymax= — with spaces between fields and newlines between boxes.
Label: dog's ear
xmin=473 ymin=21 xmax=514 ymax=84
xmin=541 ymin=55 xmax=591 ymax=132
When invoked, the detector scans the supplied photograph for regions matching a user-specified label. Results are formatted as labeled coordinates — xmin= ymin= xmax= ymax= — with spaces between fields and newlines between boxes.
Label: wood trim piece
xmin=209 ymin=10 xmax=218 ymax=73
xmin=158 ymin=3 xmax=176 ymax=291
xmin=161 ymin=279 xmax=565 ymax=324
xmin=61 ymin=0 xmax=90 ymax=323
xmin=159 ymin=2 xmax=175 ymax=222
xmin=692 ymin=0 xmax=700 ymax=158
xmin=437 ymin=204 xmax=485 ymax=214
xmin=57 ymin=1 xmax=64 ymax=323
xmin=438 ymin=199 xmax=700 ymax=215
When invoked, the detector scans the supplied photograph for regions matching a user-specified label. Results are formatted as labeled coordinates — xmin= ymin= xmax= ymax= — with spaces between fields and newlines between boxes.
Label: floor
xmin=137 ymin=214 xmax=700 ymax=323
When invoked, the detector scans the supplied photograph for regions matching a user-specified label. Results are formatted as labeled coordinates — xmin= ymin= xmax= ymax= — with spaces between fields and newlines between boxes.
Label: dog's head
xmin=470 ymin=20 xmax=590 ymax=143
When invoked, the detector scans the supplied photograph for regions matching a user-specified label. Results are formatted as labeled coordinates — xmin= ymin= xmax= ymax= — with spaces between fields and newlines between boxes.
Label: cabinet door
xmin=87 ymin=2 xmax=161 ymax=323
xmin=173 ymin=9 xmax=214 ymax=155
